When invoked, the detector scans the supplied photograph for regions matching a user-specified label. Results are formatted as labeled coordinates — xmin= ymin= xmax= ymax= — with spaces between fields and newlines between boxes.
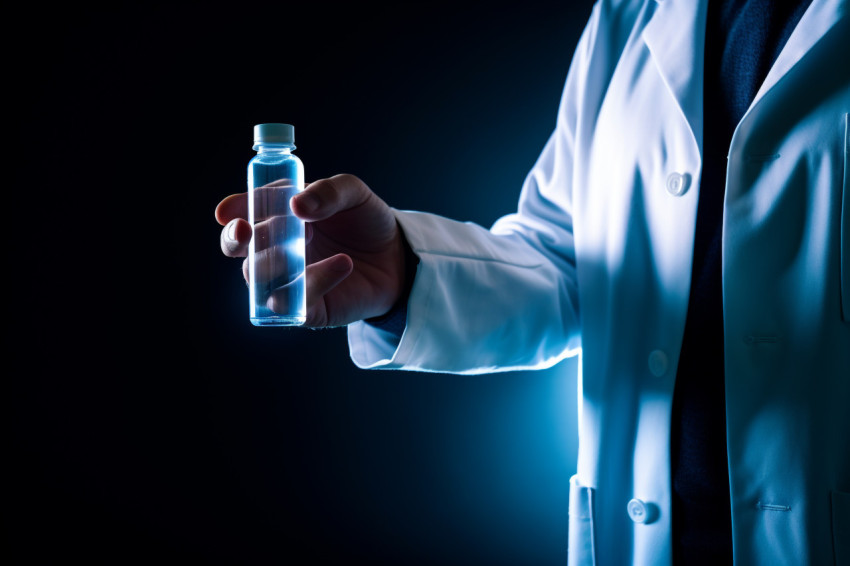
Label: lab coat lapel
xmin=642 ymin=0 xmax=708 ymax=154
xmin=747 ymin=0 xmax=846 ymax=112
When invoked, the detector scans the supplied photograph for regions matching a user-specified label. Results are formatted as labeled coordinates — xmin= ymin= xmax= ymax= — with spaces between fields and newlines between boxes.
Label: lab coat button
xmin=666 ymin=172 xmax=689 ymax=196
xmin=648 ymin=350 xmax=668 ymax=377
xmin=627 ymin=499 xmax=649 ymax=523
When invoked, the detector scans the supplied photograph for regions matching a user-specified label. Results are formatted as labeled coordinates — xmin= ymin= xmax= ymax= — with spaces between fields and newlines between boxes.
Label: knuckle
xmin=322 ymin=176 xmax=342 ymax=203
xmin=336 ymin=173 xmax=366 ymax=194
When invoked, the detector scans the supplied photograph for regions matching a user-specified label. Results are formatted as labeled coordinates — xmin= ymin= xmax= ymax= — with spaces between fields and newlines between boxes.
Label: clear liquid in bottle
xmin=247 ymin=123 xmax=305 ymax=326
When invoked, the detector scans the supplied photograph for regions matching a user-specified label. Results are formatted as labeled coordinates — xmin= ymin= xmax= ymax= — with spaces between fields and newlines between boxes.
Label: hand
xmin=215 ymin=174 xmax=406 ymax=327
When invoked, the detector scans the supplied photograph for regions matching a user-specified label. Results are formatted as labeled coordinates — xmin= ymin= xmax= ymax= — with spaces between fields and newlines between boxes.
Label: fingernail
xmin=331 ymin=255 xmax=352 ymax=272
xmin=296 ymin=192 xmax=320 ymax=214
xmin=227 ymin=221 xmax=237 ymax=241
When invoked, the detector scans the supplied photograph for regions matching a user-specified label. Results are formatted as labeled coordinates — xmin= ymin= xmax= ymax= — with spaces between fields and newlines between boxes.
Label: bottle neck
xmin=254 ymin=143 xmax=294 ymax=153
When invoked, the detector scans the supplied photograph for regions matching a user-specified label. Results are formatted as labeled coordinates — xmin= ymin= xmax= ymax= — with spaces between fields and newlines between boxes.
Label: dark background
xmin=10 ymin=2 xmax=592 ymax=563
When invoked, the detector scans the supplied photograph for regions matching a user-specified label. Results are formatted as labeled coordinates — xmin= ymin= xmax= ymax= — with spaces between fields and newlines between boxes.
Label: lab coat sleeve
xmin=347 ymin=3 xmax=599 ymax=374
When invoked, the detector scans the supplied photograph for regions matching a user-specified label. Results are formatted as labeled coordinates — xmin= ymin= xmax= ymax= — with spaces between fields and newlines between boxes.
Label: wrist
xmin=366 ymin=231 xmax=419 ymax=330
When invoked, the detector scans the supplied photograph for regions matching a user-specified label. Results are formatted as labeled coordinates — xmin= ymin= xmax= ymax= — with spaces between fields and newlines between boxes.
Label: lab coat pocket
xmin=568 ymin=475 xmax=596 ymax=566
xmin=834 ymin=490 xmax=850 ymax=565
xmin=842 ymin=113 xmax=849 ymax=322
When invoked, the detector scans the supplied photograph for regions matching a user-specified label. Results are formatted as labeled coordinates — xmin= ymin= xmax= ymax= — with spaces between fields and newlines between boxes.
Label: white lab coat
xmin=347 ymin=0 xmax=850 ymax=563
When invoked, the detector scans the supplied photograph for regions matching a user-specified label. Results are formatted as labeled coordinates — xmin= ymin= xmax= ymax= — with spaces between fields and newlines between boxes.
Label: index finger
xmin=215 ymin=193 xmax=247 ymax=225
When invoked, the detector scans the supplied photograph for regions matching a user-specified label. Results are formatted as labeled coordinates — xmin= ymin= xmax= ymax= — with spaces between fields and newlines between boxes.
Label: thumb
xmin=290 ymin=174 xmax=372 ymax=222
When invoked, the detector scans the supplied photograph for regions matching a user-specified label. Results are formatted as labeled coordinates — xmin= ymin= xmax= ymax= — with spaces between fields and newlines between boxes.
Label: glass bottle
xmin=247 ymin=123 xmax=305 ymax=326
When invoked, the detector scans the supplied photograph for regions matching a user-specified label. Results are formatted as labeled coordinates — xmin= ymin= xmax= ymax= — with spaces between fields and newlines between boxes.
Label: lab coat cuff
xmin=347 ymin=209 xmax=431 ymax=370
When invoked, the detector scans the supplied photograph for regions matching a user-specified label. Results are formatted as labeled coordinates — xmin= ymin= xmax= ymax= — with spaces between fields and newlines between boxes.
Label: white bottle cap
xmin=253 ymin=123 xmax=295 ymax=149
